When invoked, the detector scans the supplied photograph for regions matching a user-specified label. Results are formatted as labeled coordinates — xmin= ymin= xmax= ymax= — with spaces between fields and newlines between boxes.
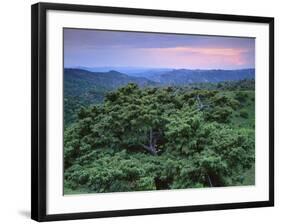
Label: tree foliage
xmin=64 ymin=83 xmax=255 ymax=193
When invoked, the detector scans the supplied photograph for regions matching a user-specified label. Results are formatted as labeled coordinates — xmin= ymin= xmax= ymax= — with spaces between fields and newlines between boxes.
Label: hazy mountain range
xmin=66 ymin=67 xmax=255 ymax=89
xmin=64 ymin=67 xmax=254 ymax=100
xmin=154 ymin=68 xmax=254 ymax=85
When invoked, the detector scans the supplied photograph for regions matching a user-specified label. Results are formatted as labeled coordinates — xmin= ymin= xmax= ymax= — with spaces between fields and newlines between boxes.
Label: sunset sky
xmin=64 ymin=28 xmax=255 ymax=70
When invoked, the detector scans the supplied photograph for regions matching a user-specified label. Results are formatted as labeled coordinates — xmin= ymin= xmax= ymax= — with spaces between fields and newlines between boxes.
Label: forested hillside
xmin=64 ymin=69 xmax=156 ymax=125
xmin=64 ymin=68 xmax=255 ymax=125
xmin=64 ymin=80 xmax=255 ymax=194
xmin=156 ymin=68 xmax=254 ymax=85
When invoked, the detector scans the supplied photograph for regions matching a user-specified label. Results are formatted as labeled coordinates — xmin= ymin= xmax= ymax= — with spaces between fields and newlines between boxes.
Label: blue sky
xmin=64 ymin=28 xmax=255 ymax=69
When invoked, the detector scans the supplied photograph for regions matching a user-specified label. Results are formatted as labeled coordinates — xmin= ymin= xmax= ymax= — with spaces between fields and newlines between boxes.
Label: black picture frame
xmin=31 ymin=2 xmax=274 ymax=222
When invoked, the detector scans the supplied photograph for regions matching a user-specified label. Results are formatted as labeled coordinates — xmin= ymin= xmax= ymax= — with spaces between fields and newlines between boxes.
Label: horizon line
xmin=64 ymin=66 xmax=255 ymax=71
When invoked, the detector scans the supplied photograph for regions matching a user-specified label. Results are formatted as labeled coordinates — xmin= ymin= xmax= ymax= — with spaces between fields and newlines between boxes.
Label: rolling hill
xmin=64 ymin=68 xmax=255 ymax=125
xmin=64 ymin=68 xmax=156 ymax=125
xmin=64 ymin=68 xmax=156 ymax=96
xmin=154 ymin=68 xmax=255 ymax=85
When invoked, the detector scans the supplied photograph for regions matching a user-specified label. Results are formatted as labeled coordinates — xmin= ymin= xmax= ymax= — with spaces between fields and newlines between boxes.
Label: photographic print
xmin=63 ymin=28 xmax=255 ymax=194
xmin=32 ymin=3 xmax=274 ymax=221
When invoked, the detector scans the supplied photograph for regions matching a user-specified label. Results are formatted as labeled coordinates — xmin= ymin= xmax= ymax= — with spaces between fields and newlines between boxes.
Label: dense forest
xmin=64 ymin=76 xmax=255 ymax=194
xmin=64 ymin=68 xmax=254 ymax=125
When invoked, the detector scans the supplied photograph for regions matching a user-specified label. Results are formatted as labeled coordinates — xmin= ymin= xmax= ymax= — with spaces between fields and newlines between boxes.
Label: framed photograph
xmin=31 ymin=2 xmax=274 ymax=222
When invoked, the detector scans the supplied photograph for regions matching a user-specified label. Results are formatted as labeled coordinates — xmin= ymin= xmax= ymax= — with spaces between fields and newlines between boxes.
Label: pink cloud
xmin=138 ymin=46 xmax=251 ymax=68
xmin=165 ymin=46 xmax=248 ymax=56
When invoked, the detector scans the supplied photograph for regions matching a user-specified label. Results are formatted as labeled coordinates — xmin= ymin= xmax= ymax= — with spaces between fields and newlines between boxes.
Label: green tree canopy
xmin=64 ymin=83 xmax=254 ymax=193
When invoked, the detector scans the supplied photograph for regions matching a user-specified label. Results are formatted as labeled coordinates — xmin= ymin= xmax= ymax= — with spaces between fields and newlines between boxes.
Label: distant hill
xmin=71 ymin=67 xmax=255 ymax=85
xmin=64 ymin=68 xmax=156 ymax=94
xmin=64 ymin=69 xmax=156 ymax=125
xmin=154 ymin=69 xmax=255 ymax=85
xmin=64 ymin=68 xmax=255 ymax=125
xmin=74 ymin=66 xmax=172 ymax=77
